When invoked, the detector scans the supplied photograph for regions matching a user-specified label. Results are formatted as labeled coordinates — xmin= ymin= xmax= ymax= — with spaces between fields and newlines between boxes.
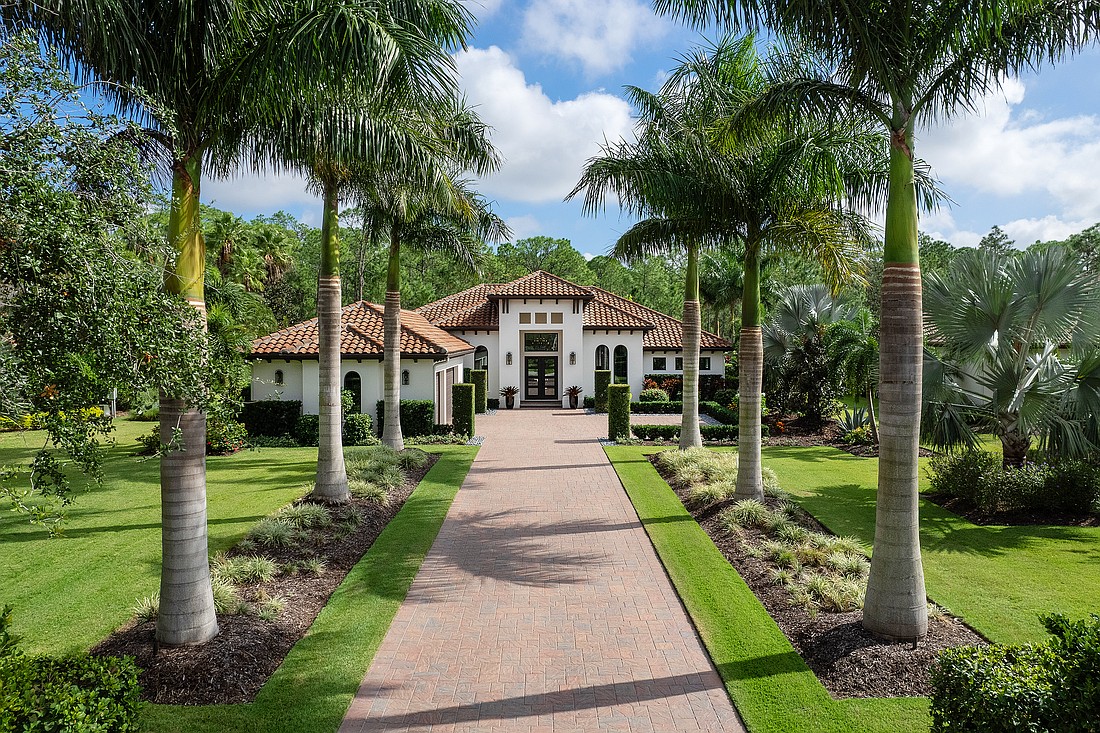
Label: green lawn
xmin=607 ymin=446 xmax=929 ymax=733
xmin=763 ymin=445 xmax=1100 ymax=645
xmin=1 ymin=419 xmax=317 ymax=654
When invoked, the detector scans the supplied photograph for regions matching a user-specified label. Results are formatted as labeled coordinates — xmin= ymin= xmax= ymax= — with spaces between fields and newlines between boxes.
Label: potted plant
xmin=500 ymin=385 xmax=519 ymax=409
xmin=565 ymin=385 xmax=583 ymax=410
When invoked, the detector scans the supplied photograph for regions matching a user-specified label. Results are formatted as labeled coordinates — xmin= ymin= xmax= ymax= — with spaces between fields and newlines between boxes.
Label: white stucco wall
xmin=496 ymin=299 xmax=591 ymax=406
xmin=643 ymin=349 xmax=727 ymax=377
xmin=582 ymin=331 xmax=647 ymax=399
xmin=451 ymin=331 xmax=500 ymax=395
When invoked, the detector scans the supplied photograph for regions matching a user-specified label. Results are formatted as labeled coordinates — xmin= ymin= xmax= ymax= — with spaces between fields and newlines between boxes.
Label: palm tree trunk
xmin=681 ymin=245 xmax=703 ymax=449
xmin=863 ymin=125 xmax=928 ymax=641
xmin=735 ymin=245 xmax=763 ymax=500
xmin=382 ymin=223 xmax=405 ymax=450
xmin=866 ymin=386 xmax=880 ymax=445
xmin=157 ymin=154 xmax=218 ymax=646
xmin=1000 ymin=431 xmax=1031 ymax=468
xmin=313 ymin=179 xmax=349 ymax=503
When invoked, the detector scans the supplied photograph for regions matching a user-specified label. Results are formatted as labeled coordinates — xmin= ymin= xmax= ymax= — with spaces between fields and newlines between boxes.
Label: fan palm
xmin=655 ymin=0 xmax=1097 ymax=640
xmin=762 ymin=284 xmax=858 ymax=363
xmin=572 ymin=35 xmax=874 ymax=465
xmin=5 ymin=0 xmax=475 ymax=645
xmin=924 ymin=246 xmax=1100 ymax=467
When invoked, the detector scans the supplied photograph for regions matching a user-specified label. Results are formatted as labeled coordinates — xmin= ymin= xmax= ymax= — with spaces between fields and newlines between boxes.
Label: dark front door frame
xmin=524 ymin=355 xmax=558 ymax=400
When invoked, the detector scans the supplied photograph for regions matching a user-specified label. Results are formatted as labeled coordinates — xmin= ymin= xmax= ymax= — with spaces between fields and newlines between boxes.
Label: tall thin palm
xmin=5 ymin=0 xmax=475 ymax=645
xmin=826 ymin=312 xmax=880 ymax=443
xmin=699 ymin=248 xmax=745 ymax=337
xmin=656 ymin=0 xmax=1097 ymax=640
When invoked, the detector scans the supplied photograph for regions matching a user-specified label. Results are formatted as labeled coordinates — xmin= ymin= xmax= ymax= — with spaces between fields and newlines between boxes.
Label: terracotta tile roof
xmin=412 ymin=270 xmax=731 ymax=351
xmin=589 ymin=288 xmax=731 ymax=350
xmin=488 ymin=270 xmax=595 ymax=299
xmin=249 ymin=301 xmax=474 ymax=359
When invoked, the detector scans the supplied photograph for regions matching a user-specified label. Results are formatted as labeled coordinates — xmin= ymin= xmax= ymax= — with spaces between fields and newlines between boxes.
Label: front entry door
xmin=524 ymin=356 xmax=558 ymax=400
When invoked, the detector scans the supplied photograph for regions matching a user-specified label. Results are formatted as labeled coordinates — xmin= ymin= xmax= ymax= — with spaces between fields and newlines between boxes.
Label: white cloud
xmin=920 ymin=79 xmax=1100 ymax=221
xmin=456 ymin=46 xmax=634 ymax=204
xmin=505 ymin=214 xmax=542 ymax=239
xmin=461 ymin=0 xmax=504 ymax=19
xmin=582 ymin=251 xmax=596 ymax=260
xmin=521 ymin=0 xmax=666 ymax=76
xmin=1001 ymin=215 xmax=1094 ymax=245
xmin=201 ymin=170 xmax=317 ymax=215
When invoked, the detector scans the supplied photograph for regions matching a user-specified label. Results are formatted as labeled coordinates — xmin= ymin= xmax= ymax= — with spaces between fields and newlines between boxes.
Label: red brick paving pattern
xmin=339 ymin=409 xmax=744 ymax=732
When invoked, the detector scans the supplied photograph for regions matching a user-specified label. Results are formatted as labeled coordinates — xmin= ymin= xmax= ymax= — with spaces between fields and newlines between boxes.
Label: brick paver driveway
xmin=340 ymin=409 xmax=744 ymax=732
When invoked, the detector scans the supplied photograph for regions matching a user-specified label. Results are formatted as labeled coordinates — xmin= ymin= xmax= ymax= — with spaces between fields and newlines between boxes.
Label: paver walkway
xmin=340 ymin=409 xmax=743 ymax=732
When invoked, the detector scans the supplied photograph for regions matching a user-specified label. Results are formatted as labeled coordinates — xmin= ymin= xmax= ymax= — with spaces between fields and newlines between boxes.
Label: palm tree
xmin=699 ymin=248 xmax=745 ymax=338
xmin=5 ymin=0 xmax=476 ymax=645
xmin=826 ymin=311 xmax=880 ymax=443
xmin=573 ymin=36 xmax=874 ymax=466
xmin=655 ymin=0 xmax=1096 ymax=641
xmin=923 ymin=246 xmax=1100 ymax=467
xmin=359 ymin=150 xmax=507 ymax=451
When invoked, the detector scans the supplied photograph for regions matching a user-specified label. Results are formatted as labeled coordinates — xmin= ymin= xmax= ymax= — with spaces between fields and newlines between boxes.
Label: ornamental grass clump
xmin=686 ymin=479 xmax=738 ymax=507
xmin=722 ymin=499 xmax=774 ymax=529
xmin=274 ymin=502 xmax=332 ymax=530
xmin=349 ymin=479 xmax=390 ymax=506
xmin=211 ymin=554 xmax=278 ymax=585
xmin=248 ymin=518 xmax=299 ymax=549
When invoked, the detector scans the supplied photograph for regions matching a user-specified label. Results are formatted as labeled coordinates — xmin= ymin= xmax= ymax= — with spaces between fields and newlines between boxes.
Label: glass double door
xmin=524 ymin=356 xmax=558 ymax=400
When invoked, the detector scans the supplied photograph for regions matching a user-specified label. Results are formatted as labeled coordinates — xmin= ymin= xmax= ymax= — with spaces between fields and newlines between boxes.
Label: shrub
xmin=607 ymin=384 xmax=630 ymax=441
xmin=374 ymin=400 xmax=435 ymax=438
xmin=639 ymin=388 xmax=670 ymax=403
xmin=349 ymin=480 xmax=389 ymax=506
xmin=135 ymin=427 xmax=161 ymax=456
xmin=249 ymin=434 xmax=301 ymax=448
xmin=631 ymin=400 xmax=683 ymax=414
xmin=583 ymin=395 xmax=595 ymax=409
xmin=206 ymin=418 xmax=248 ymax=455
xmin=248 ymin=518 xmax=298 ymax=549
xmin=471 ymin=370 xmax=488 ymax=414
xmin=700 ymin=401 xmax=738 ymax=425
xmin=212 ymin=554 xmax=278 ymax=585
xmin=713 ymin=388 xmax=738 ymax=407
xmin=241 ymin=400 xmax=302 ymax=438
xmin=594 ymin=370 xmax=611 ymax=413
xmin=294 ymin=414 xmax=320 ymax=447
xmin=487 ymin=398 xmax=500 ymax=410
xmin=452 ymin=383 xmax=475 ymax=438
xmin=632 ymin=424 xmax=680 ymax=441
xmin=701 ymin=425 xmax=739 ymax=441
xmin=342 ymin=413 xmax=376 ymax=447
xmin=274 ymin=502 xmax=332 ymax=530
xmin=405 ymin=433 xmax=467 ymax=445
xmin=0 ymin=653 xmax=143 ymax=732
xmin=723 ymin=499 xmax=773 ymax=529
xmin=686 ymin=479 xmax=737 ymax=507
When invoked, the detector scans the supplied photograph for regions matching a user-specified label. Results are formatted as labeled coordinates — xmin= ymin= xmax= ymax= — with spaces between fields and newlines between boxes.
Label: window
xmin=524 ymin=333 xmax=558 ymax=352
xmin=519 ymin=312 xmax=532 ymax=324
xmin=595 ymin=345 xmax=610 ymax=371
xmin=343 ymin=371 xmax=362 ymax=414
xmin=550 ymin=312 xmax=563 ymax=324
xmin=652 ymin=357 xmax=666 ymax=371
xmin=474 ymin=345 xmax=489 ymax=372
xmin=535 ymin=312 xmax=548 ymax=324
xmin=273 ymin=369 xmax=284 ymax=385
xmin=700 ymin=357 xmax=711 ymax=370
xmin=613 ymin=345 xmax=628 ymax=384
xmin=675 ymin=357 xmax=684 ymax=371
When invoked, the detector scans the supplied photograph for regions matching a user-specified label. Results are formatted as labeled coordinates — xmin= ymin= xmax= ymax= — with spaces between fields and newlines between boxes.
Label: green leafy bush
xmin=241 ymin=400 xmax=302 ymax=438
xmin=607 ymin=384 xmax=630 ymax=441
xmin=700 ymin=401 xmax=739 ymax=425
xmin=206 ymin=418 xmax=247 ymax=455
xmin=928 ymin=452 xmax=1100 ymax=516
xmin=701 ymin=425 xmax=739 ymax=441
xmin=631 ymin=400 xmax=683 ymax=414
xmin=374 ymin=400 xmax=435 ymax=438
xmin=134 ymin=427 xmax=161 ymax=456
xmin=632 ymin=424 xmax=680 ymax=441
xmin=639 ymin=388 xmax=670 ymax=403
xmin=405 ymin=433 xmax=467 ymax=445
xmin=471 ymin=370 xmax=488 ymax=414
xmin=248 ymin=434 xmax=301 ymax=448
xmin=594 ymin=370 xmax=612 ymax=413
xmin=294 ymin=414 xmax=319 ymax=447
xmin=713 ymin=388 xmax=738 ymax=407
xmin=583 ymin=395 xmax=595 ymax=409
xmin=452 ymin=383 xmax=475 ymax=438
xmin=342 ymin=413 xmax=376 ymax=446
xmin=487 ymin=398 xmax=500 ymax=410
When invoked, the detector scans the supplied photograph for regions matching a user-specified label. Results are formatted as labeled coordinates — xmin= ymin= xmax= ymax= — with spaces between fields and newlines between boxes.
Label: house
xmin=248 ymin=270 xmax=730 ymax=422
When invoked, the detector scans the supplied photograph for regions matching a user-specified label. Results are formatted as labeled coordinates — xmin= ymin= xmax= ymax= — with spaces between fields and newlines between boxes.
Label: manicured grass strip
xmin=605 ymin=446 xmax=929 ymax=733
xmin=0 ymin=419 xmax=315 ymax=655
xmin=762 ymin=445 xmax=1100 ymax=645
xmin=140 ymin=445 xmax=478 ymax=733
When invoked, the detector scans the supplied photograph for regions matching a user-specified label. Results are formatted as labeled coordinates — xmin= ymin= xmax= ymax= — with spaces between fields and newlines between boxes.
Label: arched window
xmin=613 ymin=345 xmax=628 ymax=384
xmin=273 ymin=369 xmax=284 ymax=386
xmin=595 ymin=344 xmax=610 ymax=371
xmin=474 ymin=345 xmax=489 ymax=372
xmin=343 ymin=371 xmax=362 ymax=414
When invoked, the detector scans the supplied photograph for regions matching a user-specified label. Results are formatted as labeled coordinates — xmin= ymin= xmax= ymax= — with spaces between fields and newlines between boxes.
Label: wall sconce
xmin=569 ymin=351 xmax=577 ymax=366
xmin=505 ymin=351 xmax=512 ymax=365
xmin=401 ymin=369 xmax=410 ymax=386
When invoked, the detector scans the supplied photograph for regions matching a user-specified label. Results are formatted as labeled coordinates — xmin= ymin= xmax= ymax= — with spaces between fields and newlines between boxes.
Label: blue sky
xmin=201 ymin=1 xmax=1100 ymax=254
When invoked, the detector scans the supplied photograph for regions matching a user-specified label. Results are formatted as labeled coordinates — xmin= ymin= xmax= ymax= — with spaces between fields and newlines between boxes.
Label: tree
xmin=495 ymin=237 xmax=596 ymax=284
xmin=571 ymin=36 xmax=874 ymax=457
xmin=826 ymin=312 xmax=880 ymax=443
xmin=5 ymin=0 xmax=478 ymax=645
xmin=923 ymin=246 xmax=1100 ymax=466
xmin=655 ymin=0 xmax=1097 ymax=639
xmin=699 ymin=248 xmax=745 ymax=337
xmin=919 ymin=232 xmax=958 ymax=280
xmin=978 ymin=225 xmax=1016 ymax=257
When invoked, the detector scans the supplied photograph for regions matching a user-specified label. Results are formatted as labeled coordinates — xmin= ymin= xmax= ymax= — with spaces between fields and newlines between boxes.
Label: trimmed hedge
xmin=632 ymin=400 xmax=683 ymax=414
xmin=294 ymin=414 xmax=319 ymax=447
xmin=594 ymin=370 xmax=612 ymax=413
xmin=630 ymin=423 xmax=754 ymax=441
xmin=452 ymin=383 xmax=475 ymax=438
xmin=702 ymin=424 xmax=740 ymax=441
xmin=375 ymin=400 xmax=435 ymax=438
xmin=241 ymin=400 xmax=302 ymax=437
xmin=931 ymin=613 xmax=1100 ymax=732
xmin=607 ymin=384 xmax=630 ymax=441
xmin=643 ymin=373 xmax=727 ymax=401
xmin=342 ymin=413 xmax=376 ymax=446
xmin=700 ymin=401 xmax=738 ymax=425
xmin=471 ymin=370 xmax=488 ymax=414
xmin=487 ymin=398 xmax=500 ymax=410
xmin=639 ymin=388 xmax=670 ymax=403
xmin=0 ymin=649 xmax=142 ymax=732
xmin=583 ymin=395 xmax=595 ymax=409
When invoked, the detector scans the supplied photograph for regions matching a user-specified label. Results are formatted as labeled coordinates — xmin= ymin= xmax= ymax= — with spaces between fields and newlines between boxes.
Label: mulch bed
xmin=92 ymin=453 xmax=438 ymax=706
xmin=652 ymin=455 xmax=987 ymax=699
